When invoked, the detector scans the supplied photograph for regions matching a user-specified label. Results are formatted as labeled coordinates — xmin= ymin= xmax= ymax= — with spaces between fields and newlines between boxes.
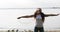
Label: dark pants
xmin=34 ymin=27 xmax=44 ymax=32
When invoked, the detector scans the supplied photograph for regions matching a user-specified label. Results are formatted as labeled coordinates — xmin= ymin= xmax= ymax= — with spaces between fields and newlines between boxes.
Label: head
xmin=34 ymin=8 xmax=42 ymax=18
xmin=36 ymin=8 xmax=42 ymax=14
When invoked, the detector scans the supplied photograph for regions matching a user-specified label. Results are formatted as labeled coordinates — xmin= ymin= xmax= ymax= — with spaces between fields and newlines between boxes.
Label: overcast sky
xmin=0 ymin=0 xmax=60 ymax=8
xmin=0 ymin=0 xmax=60 ymax=30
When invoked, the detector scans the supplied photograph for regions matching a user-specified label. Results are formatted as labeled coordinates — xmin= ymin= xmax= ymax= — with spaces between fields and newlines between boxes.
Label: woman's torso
xmin=35 ymin=14 xmax=43 ymax=27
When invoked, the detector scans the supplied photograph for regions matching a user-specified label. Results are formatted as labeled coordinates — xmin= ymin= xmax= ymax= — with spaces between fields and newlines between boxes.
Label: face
xmin=36 ymin=8 xmax=42 ymax=14
xmin=36 ymin=10 xmax=40 ymax=14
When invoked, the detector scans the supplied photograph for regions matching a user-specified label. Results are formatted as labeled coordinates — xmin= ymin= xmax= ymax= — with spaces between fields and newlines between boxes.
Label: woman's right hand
xmin=17 ymin=17 xmax=21 ymax=19
xmin=57 ymin=13 xmax=60 ymax=16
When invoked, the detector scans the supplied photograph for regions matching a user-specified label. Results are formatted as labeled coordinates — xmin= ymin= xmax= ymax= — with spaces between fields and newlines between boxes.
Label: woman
xmin=17 ymin=8 xmax=60 ymax=32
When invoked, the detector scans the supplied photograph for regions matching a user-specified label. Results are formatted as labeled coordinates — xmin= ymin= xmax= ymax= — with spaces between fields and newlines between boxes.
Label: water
xmin=0 ymin=8 xmax=60 ymax=31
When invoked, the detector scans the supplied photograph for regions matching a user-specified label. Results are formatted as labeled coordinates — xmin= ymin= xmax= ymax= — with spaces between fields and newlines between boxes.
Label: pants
xmin=34 ymin=27 xmax=44 ymax=32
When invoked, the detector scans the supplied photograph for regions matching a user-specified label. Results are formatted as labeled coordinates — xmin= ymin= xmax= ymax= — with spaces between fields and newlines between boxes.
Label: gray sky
xmin=0 ymin=0 xmax=60 ymax=30
xmin=0 ymin=0 xmax=60 ymax=8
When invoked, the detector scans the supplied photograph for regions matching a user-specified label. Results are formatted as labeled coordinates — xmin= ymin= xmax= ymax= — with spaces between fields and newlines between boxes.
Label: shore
xmin=0 ymin=29 xmax=60 ymax=32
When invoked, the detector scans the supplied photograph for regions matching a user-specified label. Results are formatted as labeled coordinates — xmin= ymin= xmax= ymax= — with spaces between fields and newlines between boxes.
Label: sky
xmin=0 ymin=0 xmax=60 ymax=8
xmin=0 ymin=0 xmax=60 ymax=30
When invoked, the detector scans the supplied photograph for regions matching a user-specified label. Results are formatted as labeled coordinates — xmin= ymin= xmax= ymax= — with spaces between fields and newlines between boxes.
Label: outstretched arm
xmin=17 ymin=15 xmax=34 ymax=19
xmin=45 ymin=13 xmax=60 ymax=17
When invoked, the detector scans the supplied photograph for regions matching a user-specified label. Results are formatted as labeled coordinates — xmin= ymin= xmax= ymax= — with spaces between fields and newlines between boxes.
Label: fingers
xmin=17 ymin=17 xmax=20 ymax=19
xmin=17 ymin=17 xmax=21 ymax=19
xmin=57 ymin=13 xmax=60 ymax=16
